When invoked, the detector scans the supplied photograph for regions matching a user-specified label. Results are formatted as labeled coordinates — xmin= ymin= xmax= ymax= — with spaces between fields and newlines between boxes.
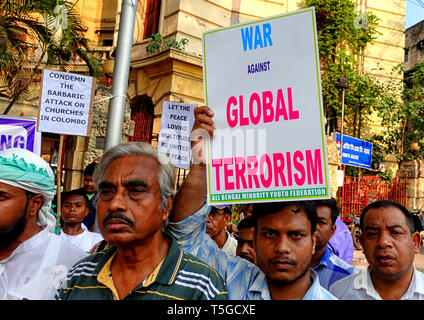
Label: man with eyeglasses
xmin=206 ymin=205 xmax=237 ymax=255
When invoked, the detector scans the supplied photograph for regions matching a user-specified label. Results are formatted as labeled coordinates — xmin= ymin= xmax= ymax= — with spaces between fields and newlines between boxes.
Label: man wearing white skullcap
xmin=0 ymin=148 xmax=88 ymax=300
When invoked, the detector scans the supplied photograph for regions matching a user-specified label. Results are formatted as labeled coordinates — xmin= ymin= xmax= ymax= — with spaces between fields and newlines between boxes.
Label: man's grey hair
xmin=92 ymin=142 xmax=176 ymax=209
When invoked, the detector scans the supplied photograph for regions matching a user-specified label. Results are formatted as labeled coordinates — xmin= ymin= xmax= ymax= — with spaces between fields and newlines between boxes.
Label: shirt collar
xmin=96 ymin=235 xmax=184 ymax=298
xmin=245 ymin=266 xmax=270 ymax=299
xmin=352 ymin=267 xmax=381 ymax=299
xmin=0 ymin=228 xmax=49 ymax=263
xmin=401 ymin=267 xmax=424 ymax=299
xmin=315 ymin=247 xmax=331 ymax=269
xmin=303 ymin=269 xmax=322 ymax=300
xmin=353 ymin=267 xmax=424 ymax=300
xmin=154 ymin=235 xmax=184 ymax=285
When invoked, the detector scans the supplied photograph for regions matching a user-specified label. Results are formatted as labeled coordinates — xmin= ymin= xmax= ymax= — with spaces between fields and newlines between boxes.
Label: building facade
xmin=0 ymin=0 xmax=407 ymax=196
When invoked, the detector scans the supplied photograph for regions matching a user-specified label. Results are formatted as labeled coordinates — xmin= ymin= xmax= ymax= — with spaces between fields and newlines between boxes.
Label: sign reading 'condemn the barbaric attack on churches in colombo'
xmin=37 ymin=69 xmax=95 ymax=136
xmin=202 ymin=7 xmax=331 ymax=205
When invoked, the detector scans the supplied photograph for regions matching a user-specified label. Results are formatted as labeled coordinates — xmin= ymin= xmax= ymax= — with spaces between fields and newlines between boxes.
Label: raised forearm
xmin=170 ymin=163 xmax=207 ymax=222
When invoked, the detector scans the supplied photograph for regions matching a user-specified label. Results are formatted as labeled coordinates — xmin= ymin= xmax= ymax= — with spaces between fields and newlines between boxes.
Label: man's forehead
xmin=103 ymin=155 xmax=160 ymax=178
xmin=63 ymin=195 xmax=86 ymax=203
xmin=0 ymin=181 xmax=26 ymax=194
xmin=239 ymin=228 xmax=254 ymax=238
xmin=363 ymin=206 xmax=408 ymax=227
xmin=258 ymin=207 xmax=311 ymax=227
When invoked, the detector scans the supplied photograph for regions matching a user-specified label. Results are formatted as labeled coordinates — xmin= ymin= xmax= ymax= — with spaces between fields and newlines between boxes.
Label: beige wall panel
xmin=285 ymin=0 xmax=301 ymax=12
xmin=179 ymin=1 xmax=232 ymax=27
xmin=366 ymin=0 xmax=406 ymax=14
xmin=171 ymin=75 xmax=205 ymax=101
xmin=146 ymin=78 xmax=161 ymax=99
xmin=152 ymin=117 xmax=162 ymax=134
xmin=363 ymin=59 xmax=402 ymax=78
xmin=364 ymin=43 xmax=404 ymax=64
xmin=162 ymin=12 xmax=179 ymax=35
xmin=368 ymin=9 xmax=405 ymax=31
xmin=151 ymin=77 xmax=173 ymax=104
xmin=237 ymin=0 xmax=284 ymax=17
xmin=136 ymin=69 xmax=151 ymax=96
xmin=163 ymin=0 xmax=181 ymax=17
xmin=175 ymin=33 xmax=203 ymax=55
xmin=374 ymin=26 xmax=405 ymax=46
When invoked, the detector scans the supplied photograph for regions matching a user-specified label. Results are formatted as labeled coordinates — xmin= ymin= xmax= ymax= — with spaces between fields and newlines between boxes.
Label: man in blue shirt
xmin=167 ymin=105 xmax=337 ymax=300
xmin=310 ymin=198 xmax=356 ymax=289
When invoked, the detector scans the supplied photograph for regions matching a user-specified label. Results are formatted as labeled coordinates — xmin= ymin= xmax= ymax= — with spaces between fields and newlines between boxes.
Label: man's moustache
xmin=102 ymin=212 xmax=134 ymax=226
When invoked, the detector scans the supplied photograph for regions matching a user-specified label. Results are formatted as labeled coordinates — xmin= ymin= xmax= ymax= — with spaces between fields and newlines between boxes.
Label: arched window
xmin=129 ymin=95 xmax=154 ymax=143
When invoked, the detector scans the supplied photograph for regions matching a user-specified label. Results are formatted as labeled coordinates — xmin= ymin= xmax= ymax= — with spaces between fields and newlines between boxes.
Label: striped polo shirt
xmin=56 ymin=236 xmax=228 ymax=300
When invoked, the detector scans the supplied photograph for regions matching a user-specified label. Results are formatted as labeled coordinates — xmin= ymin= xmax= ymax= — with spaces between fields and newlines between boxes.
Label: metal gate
xmin=337 ymin=173 xmax=408 ymax=221
xmin=129 ymin=101 xmax=154 ymax=143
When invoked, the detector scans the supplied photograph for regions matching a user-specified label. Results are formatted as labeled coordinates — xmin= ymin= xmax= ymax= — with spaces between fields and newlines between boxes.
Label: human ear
xmin=162 ymin=196 xmax=174 ymax=221
xmin=311 ymin=231 xmax=316 ymax=255
xmin=412 ymin=232 xmax=421 ymax=254
xmin=26 ymin=194 xmax=44 ymax=217
xmin=330 ymin=224 xmax=336 ymax=238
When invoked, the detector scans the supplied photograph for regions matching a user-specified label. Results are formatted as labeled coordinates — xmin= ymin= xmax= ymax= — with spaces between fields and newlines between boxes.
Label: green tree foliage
xmin=0 ymin=0 xmax=102 ymax=114
xmin=303 ymin=0 xmax=424 ymax=171
xmin=146 ymin=33 xmax=189 ymax=54
xmin=373 ymin=63 xmax=424 ymax=162
xmin=302 ymin=0 xmax=380 ymax=137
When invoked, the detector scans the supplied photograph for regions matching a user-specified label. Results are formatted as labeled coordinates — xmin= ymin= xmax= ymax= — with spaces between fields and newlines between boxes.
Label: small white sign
xmin=158 ymin=101 xmax=196 ymax=170
xmin=337 ymin=169 xmax=344 ymax=187
xmin=37 ymin=69 xmax=95 ymax=136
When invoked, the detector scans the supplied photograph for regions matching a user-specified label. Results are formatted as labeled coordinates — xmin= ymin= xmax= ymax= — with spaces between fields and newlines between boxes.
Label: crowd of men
xmin=0 ymin=105 xmax=423 ymax=300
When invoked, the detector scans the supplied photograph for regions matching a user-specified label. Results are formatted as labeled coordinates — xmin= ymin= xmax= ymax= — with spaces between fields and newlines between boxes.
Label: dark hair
xmin=237 ymin=215 xmax=254 ymax=230
xmin=83 ymin=162 xmax=98 ymax=177
xmin=211 ymin=206 xmax=232 ymax=216
xmin=360 ymin=200 xmax=415 ymax=233
xmin=61 ymin=189 xmax=89 ymax=207
xmin=251 ymin=200 xmax=317 ymax=234
xmin=314 ymin=198 xmax=339 ymax=225
xmin=25 ymin=190 xmax=37 ymax=200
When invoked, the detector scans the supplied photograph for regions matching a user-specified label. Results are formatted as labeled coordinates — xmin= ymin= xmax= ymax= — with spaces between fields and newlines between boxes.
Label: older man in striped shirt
xmin=56 ymin=142 xmax=227 ymax=300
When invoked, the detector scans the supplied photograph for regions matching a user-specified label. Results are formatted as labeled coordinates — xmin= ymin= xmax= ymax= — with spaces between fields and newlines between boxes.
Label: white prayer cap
xmin=0 ymin=148 xmax=57 ymax=233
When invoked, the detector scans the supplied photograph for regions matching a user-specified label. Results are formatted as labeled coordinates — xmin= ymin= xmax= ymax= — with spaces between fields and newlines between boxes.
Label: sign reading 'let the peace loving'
xmin=202 ymin=8 xmax=331 ymax=205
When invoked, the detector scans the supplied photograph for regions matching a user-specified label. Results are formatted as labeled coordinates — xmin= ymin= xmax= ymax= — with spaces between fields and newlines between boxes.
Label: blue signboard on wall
xmin=332 ymin=132 xmax=373 ymax=169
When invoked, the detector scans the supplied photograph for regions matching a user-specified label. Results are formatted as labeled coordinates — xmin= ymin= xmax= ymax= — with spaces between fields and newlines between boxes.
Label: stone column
xmin=398 ymin=159 xmax=424 ymax=210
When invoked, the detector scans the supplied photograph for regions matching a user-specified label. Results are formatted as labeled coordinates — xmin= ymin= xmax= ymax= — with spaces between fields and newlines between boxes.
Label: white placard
xmin=158 ymin=101 xmax=196 ymax=170
xmin=337 ymin=169 xmax=344 ymax=187
xmin=37 ymin=69 xmax=95 ymax=136
xmin=202 ymin=7 xmax=330 ymax=205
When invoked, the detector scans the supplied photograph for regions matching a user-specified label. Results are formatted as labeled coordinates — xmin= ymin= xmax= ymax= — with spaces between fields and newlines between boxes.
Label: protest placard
xmin=37 ymin=69 xmax=95 ymax=136
xmin=157 ymin=101 xmax=196 ymax=170
xmin=0 ymin=116 xmax=41 ymax=154
xmin=202 ymin=7 xmax=330 ymax=205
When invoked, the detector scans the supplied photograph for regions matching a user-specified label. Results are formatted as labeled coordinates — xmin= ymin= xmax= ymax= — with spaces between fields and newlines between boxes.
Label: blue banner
xmin=333 ymin=132 xmax=373 ymax=169
xmin=0 ymin=116 xmax=37 ymax=152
